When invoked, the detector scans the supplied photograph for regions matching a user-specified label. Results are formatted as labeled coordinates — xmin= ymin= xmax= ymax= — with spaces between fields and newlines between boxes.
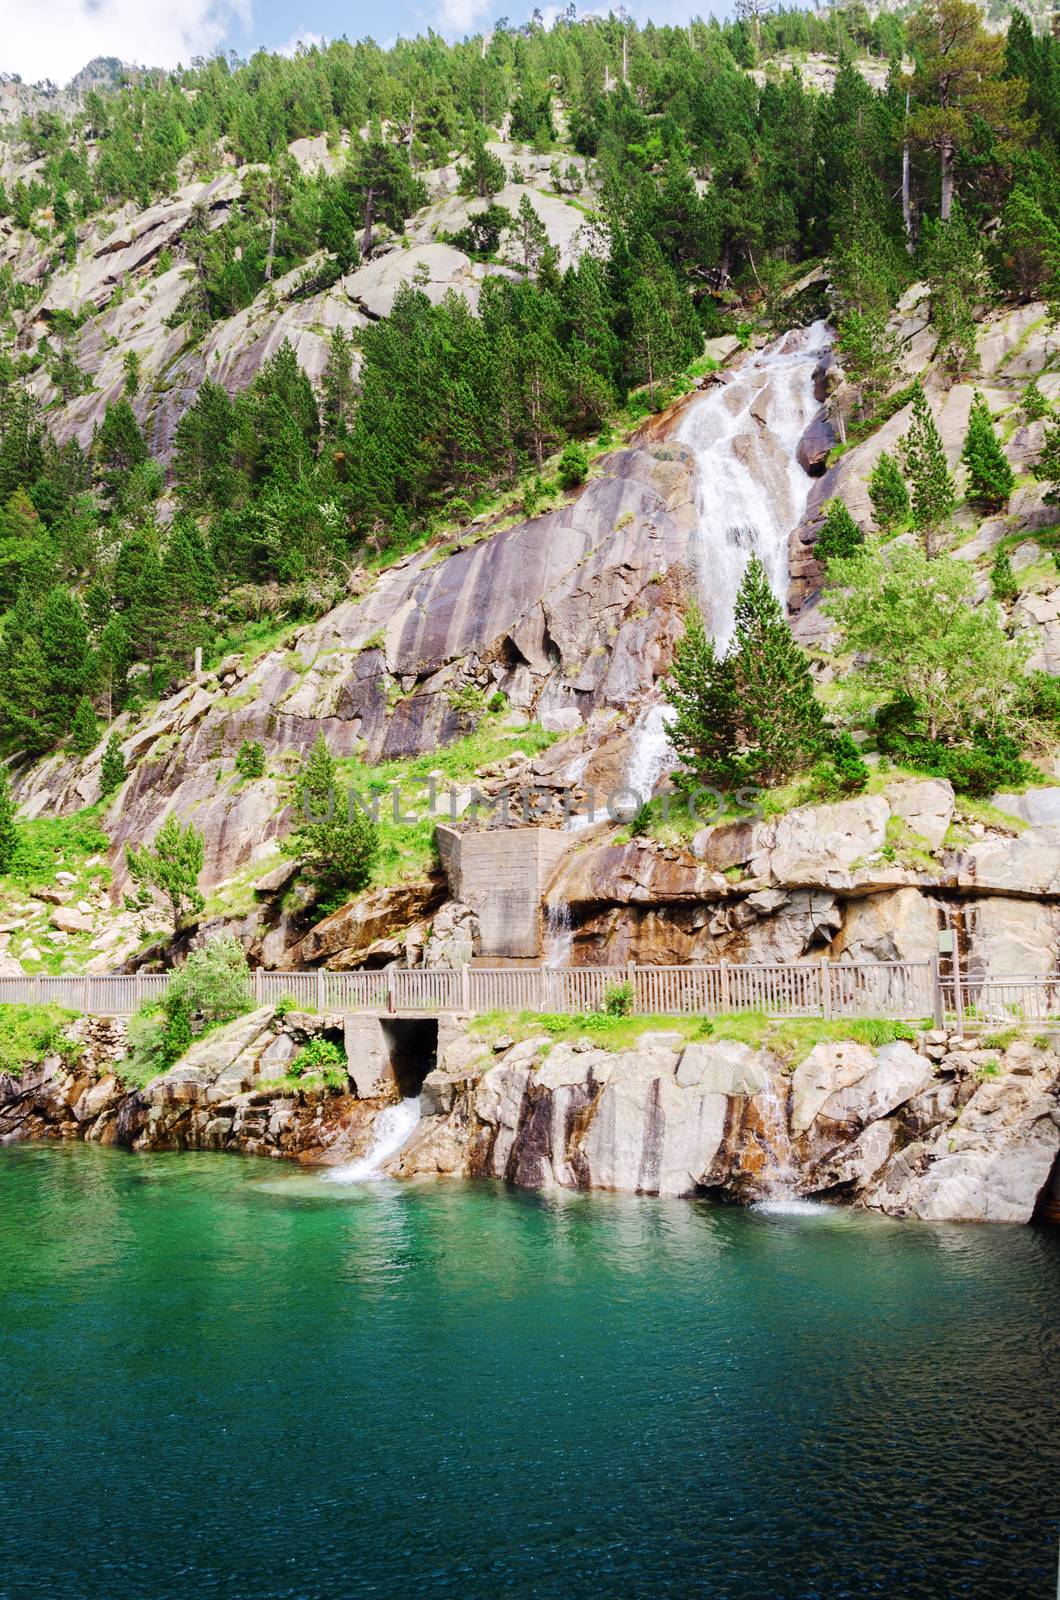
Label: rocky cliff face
xmin=15 ymin=435 xmax=697 ymax=909
xmin=543 ymin=778 xmax=1060 ymax=979
xmin=3 ymin=1009 xmax=1057 ymax=1224
xmin=0 ymin=1008 xmax=382 ymax=1163
xmin=400 ymin=1024 xmax=1060 ymax=1225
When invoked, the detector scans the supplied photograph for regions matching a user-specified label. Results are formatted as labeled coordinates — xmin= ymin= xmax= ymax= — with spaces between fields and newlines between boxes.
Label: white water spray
xmin=749 ymin=1077 xmax=833 ymax=1216
xmin=326 ymin=1097 xmax=421 ymax=1184
xmin=676 ymin=321 xmax=829 ymax=651
xmin=544 ymin=899 xmax=573 ymax=969
xmin=622 ymin=324 xmax=828 ymax=803
xmin=625 ymin=702 xmax=676 ymax=806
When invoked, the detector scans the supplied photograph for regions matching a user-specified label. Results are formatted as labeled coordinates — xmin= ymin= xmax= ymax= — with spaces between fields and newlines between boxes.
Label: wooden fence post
xmin=254 ymin=969 xmax=264 ymax=1006
xmin=316 ymin=967 xmax=325 ymax=1013
xmin=627 ymin=959 xmax=637 ymax=1014
xmin=719 ymin=960 xmax=730 ymax=1013
xmin=952 ymin=936 xmax=964 ymax=1037
xmin=821 ymin=957 xmax=831 ymax=1020
xmin=931 ymin=955 xmax=944 ymax=1030
xmin=386 ymin=971 xmax=396 ymax=1014
xmin=460 ymin=964 xmax=471 ymax=1013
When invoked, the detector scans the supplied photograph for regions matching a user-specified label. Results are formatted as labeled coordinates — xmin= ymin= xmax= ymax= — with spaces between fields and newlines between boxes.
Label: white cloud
xmin=277 ymin=30 xmax=327 ymax=57
xmin=1 ymin=0 xmax=252 ymax=87
xmin=431 ymin=0 xmax=492 ymax=36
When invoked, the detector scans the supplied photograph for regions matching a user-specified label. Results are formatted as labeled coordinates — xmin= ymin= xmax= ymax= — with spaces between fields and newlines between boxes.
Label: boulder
xmin=577 ymin=1047 xmax=728 ymax=1197
xmin=866 ymin=1069 xmax=1060 ymax=1223
xmin=749 ymin=795 xmax=891 ymax=889
xmin=885 ymin=779 xmax=954 ymax=852
xmin=795 ymin=411 xmax=836 ymax=475
xmin=790 ymin=1041 xmax=879 ymax=1136
xmin=675 ymin=1039 xmax=770 ymax=1095
xmin=50 ymin=906 xmax=93 ymax=934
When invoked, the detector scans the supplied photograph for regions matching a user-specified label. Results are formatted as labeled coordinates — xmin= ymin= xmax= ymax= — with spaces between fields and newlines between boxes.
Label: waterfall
xmin=544 ymin=899 xmax=573 ymax=968
xmin=676 ymin=321 xmax=829 ymax=651
xmin=625 ymin=702 xmax=676 ymax=807
xmin=326 ymin=1096 xmax=422 ymax=1184
xmin=750 ymin=1079 xmax=832 ymax=1216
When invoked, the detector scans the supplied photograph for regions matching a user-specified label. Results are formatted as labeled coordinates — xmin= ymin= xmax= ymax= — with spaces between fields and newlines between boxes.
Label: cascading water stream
xmin=326 ymin=1096 xmax=422 ymax=1184
xmin=544 ymin=899 xmax=573 ymax=969
xmin=622 ymin=323 xmax=830 ymax=805
xmin=750 ymin=1078 xmax=833 ymax=1217
xmin=676 ymin=320 xmax=830 ymax=649
xmin=625 ymin=702 xmax=676 ymax=807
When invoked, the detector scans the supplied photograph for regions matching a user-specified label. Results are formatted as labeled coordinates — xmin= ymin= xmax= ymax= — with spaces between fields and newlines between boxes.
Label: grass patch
xmin=468 ymin=1008 xmax=919 ymax=1064
xmin=258 ymin=1069 xmax=348 ymax=1094
xmin=204 ymin=616 xmax=304 ymax=675
xmin=0 ymin=1003 xmax=81 ymax=1077
xmin=330 ymin=711 xmax=560 ymax=886
xmin=8 ymin=805 xmax=110 ymax=890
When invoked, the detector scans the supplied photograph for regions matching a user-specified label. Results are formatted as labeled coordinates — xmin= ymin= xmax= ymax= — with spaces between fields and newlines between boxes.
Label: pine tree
xmin=125 ymin=816 xmax=205 ymax=936
xmin=990 ymin=546 xmax=1018 ymax=602
xmin=664 ymin=559 xmax=823 ymax=790
xmin=70 ymin=695 xmax=98 ymax=759
xmin=962 ymin=391 xmax=1014 ymax=512
xmin=321 ymin=328 xmax=356 ymax=438
xmin=283 ymin=732 xmax=378 ymax=908
xmin=728 ymin=556 xmax=825 ymax=786
xmin=100 ymin=732 xmax=126 ymax=795
xmin=0 ymin=765 xmax=17 ymax=874
xmin=868 ymin=451 xmax=911 ymax=530
xmin=901 ymin=381 xmax=956 ymax=558
xmin=664 ymin=606 xmax=743 ymax=787
xmin=921 ymin=202 xmax=992 ymax=379
xmin=1035 ymin=419 xmax=1060 ymax=508
xmin=514 ymin=194 xmax=549 ymax=274
xmin=1022 ymin=381 xmax=1049 ymax=423
xmin=815 ymin=499 xmax=864 ymax=564
xmin=95 ymin=397 xmax=147 ymax=503
xmin=457 ymin=126 xmax=506 ymax=200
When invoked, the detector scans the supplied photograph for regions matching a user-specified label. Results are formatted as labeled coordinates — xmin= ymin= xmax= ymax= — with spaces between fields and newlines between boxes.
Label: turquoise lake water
xmin=1 ymin=1143 xmax=1058 ymax=1600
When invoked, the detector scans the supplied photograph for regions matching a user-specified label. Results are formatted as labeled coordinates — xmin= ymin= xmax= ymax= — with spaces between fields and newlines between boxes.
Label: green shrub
xmin=162 ymin=996 xmax=193 ymax=1061
xmin=122 ymin=1010 xmax=173 ymax=1087
xmin=235 ymin=740 xmax=265 ymax=779
xmin=289 ymin=1036 xmax=347 ymax=1081
xmin=164 ymin=935 xmax=253 ymax=1025
xmin=0 ymin=1003 xmax=80 ymax=1077
xmin=557 ymin=441 xmax=589 ymax=489
xmin=876 ymin=703 xmax=1036 ymax=795
xmin=445 ymin=496 xmax=474 ymax=524
xmin=990 ymin=547 xmax=1018 ymax=602
xmin=810 ymin=732 xmax=869 ymax=797
xmin=1021 ymin=380 xmax=1049 ymax=422
xmin=601 ymin=980 xmax=633 ymax=1017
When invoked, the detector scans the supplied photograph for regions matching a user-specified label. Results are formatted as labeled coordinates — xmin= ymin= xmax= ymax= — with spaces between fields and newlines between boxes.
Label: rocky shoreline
xmin=2 ymin=1008 xmax=1058 ymax=1226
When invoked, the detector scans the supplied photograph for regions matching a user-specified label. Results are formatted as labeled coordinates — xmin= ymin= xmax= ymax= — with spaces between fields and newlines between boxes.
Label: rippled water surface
xmin=2 ymin=1144 xmax=1058 ymax=1599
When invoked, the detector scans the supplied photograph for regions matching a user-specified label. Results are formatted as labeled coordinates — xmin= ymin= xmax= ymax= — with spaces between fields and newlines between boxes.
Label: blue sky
xmin=6 ymin=0 xmax=726 ymax=88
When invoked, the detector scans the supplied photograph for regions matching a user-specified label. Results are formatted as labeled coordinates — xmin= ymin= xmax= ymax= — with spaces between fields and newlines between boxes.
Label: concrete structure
xmin=435 ymin=826 xmax=573 ymax=958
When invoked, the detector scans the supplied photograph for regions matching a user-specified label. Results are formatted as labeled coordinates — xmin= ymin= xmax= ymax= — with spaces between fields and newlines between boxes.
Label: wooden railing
xmin=1 ymin=961 xmax=1058 ymax=1027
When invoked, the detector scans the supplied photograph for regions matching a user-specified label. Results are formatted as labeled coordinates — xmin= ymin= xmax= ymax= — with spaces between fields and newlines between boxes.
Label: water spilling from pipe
xmin=676 ymin=321 xmax=829 ymax=650
xmin=544 ymin=899 xmax=573 ymax=969
xmin=326 ymin=1096 xmax=422 ymax=1184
